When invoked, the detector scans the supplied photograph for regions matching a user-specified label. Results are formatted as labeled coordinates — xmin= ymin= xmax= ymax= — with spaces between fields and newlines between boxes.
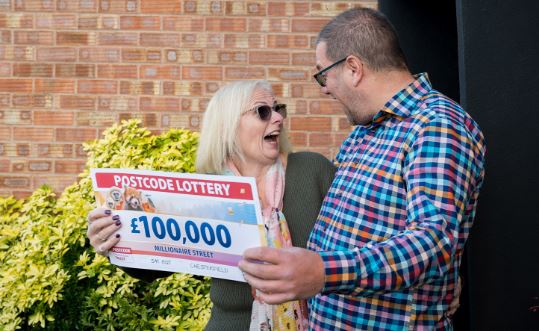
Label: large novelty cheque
xmin=90 ymin=168 xmax=266 ymax=282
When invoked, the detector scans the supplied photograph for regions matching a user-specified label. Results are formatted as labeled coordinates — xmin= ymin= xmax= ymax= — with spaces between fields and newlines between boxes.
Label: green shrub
xmin=0 ymin=120 xmax=212 ymax=330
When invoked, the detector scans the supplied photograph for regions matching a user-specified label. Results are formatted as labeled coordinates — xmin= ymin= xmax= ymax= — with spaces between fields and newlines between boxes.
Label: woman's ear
xmin=346 ymin=56 xmax=363 ymax=87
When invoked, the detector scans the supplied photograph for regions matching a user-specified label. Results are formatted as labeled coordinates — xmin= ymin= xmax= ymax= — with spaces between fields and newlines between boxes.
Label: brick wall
xmin=0 ymin=0 xmax=376 ymax=199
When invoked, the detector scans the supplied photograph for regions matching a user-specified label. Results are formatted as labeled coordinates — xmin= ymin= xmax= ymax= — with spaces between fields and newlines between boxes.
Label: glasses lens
xmin=256 ymin=105 xmax=272 ymax=121
xmin=314 ymin=73 xmax=326 ymax=87
xmin=274 ymin=104 xmax=287 ymax=118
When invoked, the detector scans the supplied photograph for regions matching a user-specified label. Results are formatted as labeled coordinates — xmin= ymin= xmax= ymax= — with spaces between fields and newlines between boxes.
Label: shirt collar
xmin=372 ymin=72 xmax=432 ymax=123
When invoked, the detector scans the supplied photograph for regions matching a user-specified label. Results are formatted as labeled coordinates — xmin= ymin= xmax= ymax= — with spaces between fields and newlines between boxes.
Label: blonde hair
xmin=196 ymin=80 xmax=291 ymax=174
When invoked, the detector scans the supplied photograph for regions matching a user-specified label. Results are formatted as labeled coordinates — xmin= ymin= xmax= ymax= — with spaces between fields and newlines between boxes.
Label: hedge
xmin=0 ymin=120 xmax=212 ymax=330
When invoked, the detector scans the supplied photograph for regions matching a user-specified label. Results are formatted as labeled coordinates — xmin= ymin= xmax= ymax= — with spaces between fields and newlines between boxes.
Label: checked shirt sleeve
xmin=319 ymin=116 xmax=484 ymax=296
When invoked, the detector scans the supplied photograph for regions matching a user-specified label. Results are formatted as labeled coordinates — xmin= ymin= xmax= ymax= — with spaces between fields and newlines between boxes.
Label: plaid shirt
xmin=307 ymin=73 xmax=486 ymax=330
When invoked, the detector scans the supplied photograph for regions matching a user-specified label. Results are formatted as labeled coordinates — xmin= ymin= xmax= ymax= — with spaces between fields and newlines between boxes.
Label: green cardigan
xmin=120 ymin=152 xmax=336 ymax=330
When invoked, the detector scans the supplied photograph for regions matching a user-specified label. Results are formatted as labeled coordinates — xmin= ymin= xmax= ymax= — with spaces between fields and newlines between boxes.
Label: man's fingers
xmin=238 ymin=257 xmax=286 ymax=281
xmin=243 ymin=246 xmax=282 ymax=264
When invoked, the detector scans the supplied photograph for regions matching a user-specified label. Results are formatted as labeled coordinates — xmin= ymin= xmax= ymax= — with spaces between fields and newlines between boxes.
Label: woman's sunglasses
xmin=249 ymin=103 xmax=287 ymax=121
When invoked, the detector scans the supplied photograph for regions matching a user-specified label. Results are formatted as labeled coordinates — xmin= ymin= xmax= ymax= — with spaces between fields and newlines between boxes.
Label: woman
xmin=87 ymin=80 xmax=336 ymax=330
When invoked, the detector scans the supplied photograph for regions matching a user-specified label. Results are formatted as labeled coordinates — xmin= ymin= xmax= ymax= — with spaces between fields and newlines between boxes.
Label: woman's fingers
xmin=86 ymin=208 xmax=122 ymax=256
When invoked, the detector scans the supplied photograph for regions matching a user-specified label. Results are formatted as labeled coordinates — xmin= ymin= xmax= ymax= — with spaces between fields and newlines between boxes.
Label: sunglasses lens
xmin=256 ymin=105 xmax=272 ymax=121
xmin=314 ymin=73 xmax=326 ymax=87
xmin=274 ymin=104 xmax=287 ymax=118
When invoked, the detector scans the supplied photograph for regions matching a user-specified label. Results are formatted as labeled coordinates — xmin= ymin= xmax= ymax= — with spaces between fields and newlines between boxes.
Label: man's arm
xmin=240 ymin=116 xmax=484 ymax=303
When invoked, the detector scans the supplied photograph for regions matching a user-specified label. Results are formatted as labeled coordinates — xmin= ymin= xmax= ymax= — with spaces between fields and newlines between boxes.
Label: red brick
xmin=309 ymin=132 xmax=333 ymax=147
xmin=0 ymin=110 xmax=31 ymax=125
xmin=120 ymin=16 xmax=161 ymax=30
xmin=225 ymin=2 xmax=266 ymax=16
xmin=13 ymin=127 xmax=55 ymax=141
xmin=0 ymin=30 xmax=11 ymax=43
xmin=206 ymin=18 xmax=246 ymax=32
xmin=182 ymin=33 xmax=222 ymax=48
xmin=0 ymin=127 xmax=10 ymax=140
xmin=78 ymin=80 xmax=117 ymax=94
xmin=289 ymin=131 xmax=307 ymax=146
xmin=76 ymin=111 xmax=116 ymax=126
xmin=97 ymin=64 xmax=137 ymax=79
xmin=0 ymin=79 xmax=32 ymax=93
xmin=248 ymin=18 xmax=289 ymax=33
xmin=140 ymin=97 xmax=180 ymax=112
xmin=294 ymin=100 xmax=308 ymax=115
xmin=37 ymin=47 xmax=77 ymax=62
xmin=292 ymin=52 xmax=315 ymax=66
xmin=310 ymin=100 xmax=344 ymax=115
xmin=55 ymin=160 xmax=86 ymax=174
xmin=290 ymin=117 xmax=331 ymax=131
xmin=14 ymin=0 xmax=54 ymax=11
xmin=182 ymin=66 xmax=222 ymax=81
xmin=78 ymin=16 xmax=98 ymax=29
xmin=162 ymin=81 xmax=202 ymax=97
xmin=250 ymin=52 xmax=289 ymax=65
xmin=0 ymin=13 xmax=33 ymax=28
xmin=120 ymin=81 xmax=160 ymax=95
xmin=12 ymin=95 xmax=50 ymax=108
xmin=78 ymin=0 xmax=98 ymax=12
xmin=98 ymin=96 xmax=137 ymax=111
xmin=34 ymin=111 xmax=74 ymax=125
xmin=225 ymin=34 xmax=264 ymax=50
xmin=268 ymin=3 xmax=309 ymax=17
xmin=268 ymin=68 xmax=309 ymax=81
xmin=166 ymin=49 xmax=204 ymax=63
xmin=55 ymin=64 xmax=95 ymax=78
xmin=14 ymin=31 xmax=53 ymax=45
xmin=140 ymin=65 xmax=181 ymax=80
xmin=207 ymin=50 xmax=247 ymax=64
xmin=141 ymin=0 xmax=181 ymax=14
xmin=224 ymin=67 xmax=265 ymax=80
xmin=0 ymin=63 xmax=10 ymax=76
xmin=36 ymin=14 xmax=77 ymax=29
xmin=13 ymin=63 xmax=53 ymax=77
xmin=15 ymin=144 xmax=29 ymax=156
xmin=291 ymin=19 xmax=330 ymax=33
xmin=140 ymin=33 xmax=181 ymax=47
xmin=291 ymin=83 xmax=325 ymax=98
xmin=57 ymin=32 xmax=93 ymax=45
xmin=122 ymin=48 xmax=161 ymax=62
xmin=28 ymin=160 xmax=52 ymax=172
xmin=0 ymin=94 xmax=9 ymax=107
xmin=99 ymin=0 xmax=137 ymax=13
xmin=79 ymin=48 xmax=120 ymax=62
xmin=163 ymin=17 xmax=203 ymax=31
xmin=36 ymin=144 xmax=73 ymax=158
xmin=184 ymin=1 xmax=222 ymax=15
xmin=0 ymin=176 xmax=30 ymax=189
xmin=267 ymin=35 xmax=309 ymax=49
xmin=98 ymin=32 xmax=138 ymax=45
xmin=0 ymin=159 xmax=9 ymax=172
xmin=35 ymin=79 xmax=75 ymax=93
xmin=56 ymin=128 xmax=97 ymax=142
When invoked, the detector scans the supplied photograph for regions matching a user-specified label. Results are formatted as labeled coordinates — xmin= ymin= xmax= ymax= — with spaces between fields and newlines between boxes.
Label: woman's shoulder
xmin=287 ymin=151 xmax=336 ymax=175
xmin=288 ymin=151 xmax=332 ymax=165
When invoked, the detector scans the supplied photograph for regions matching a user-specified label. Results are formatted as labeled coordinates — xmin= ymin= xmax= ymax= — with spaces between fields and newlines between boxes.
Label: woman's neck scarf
xmin=225 ymin=156 xmax=309 ymax=331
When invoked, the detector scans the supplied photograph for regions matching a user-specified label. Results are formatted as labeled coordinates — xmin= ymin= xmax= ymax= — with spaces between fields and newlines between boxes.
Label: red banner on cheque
xmin=94 ymin=172 xmax=254 ymax=200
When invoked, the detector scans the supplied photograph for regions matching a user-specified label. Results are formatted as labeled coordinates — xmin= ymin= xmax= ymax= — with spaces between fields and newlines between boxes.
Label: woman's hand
xmin=86 ymin=208 xmax=122 ymax=256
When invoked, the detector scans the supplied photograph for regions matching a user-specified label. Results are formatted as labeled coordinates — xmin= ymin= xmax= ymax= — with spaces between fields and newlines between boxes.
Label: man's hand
xmin=238 ymin=246 xmax=325 ymax=304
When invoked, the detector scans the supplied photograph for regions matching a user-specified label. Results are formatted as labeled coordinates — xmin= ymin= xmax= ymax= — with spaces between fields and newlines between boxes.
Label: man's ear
xmin=346 ymin=56 xmax=363 ymax=87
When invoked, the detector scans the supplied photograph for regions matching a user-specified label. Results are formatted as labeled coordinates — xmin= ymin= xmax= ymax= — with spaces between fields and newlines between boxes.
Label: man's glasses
xmin=249 ymin=103 xmax=287 ymax=121
xmin=313 ymin=56 xmax=348 ymax=87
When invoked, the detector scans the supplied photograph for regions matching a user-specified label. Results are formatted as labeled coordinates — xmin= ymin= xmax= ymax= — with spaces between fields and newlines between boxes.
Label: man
xmin=239 ymin=7 xmax=485 ymax=330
